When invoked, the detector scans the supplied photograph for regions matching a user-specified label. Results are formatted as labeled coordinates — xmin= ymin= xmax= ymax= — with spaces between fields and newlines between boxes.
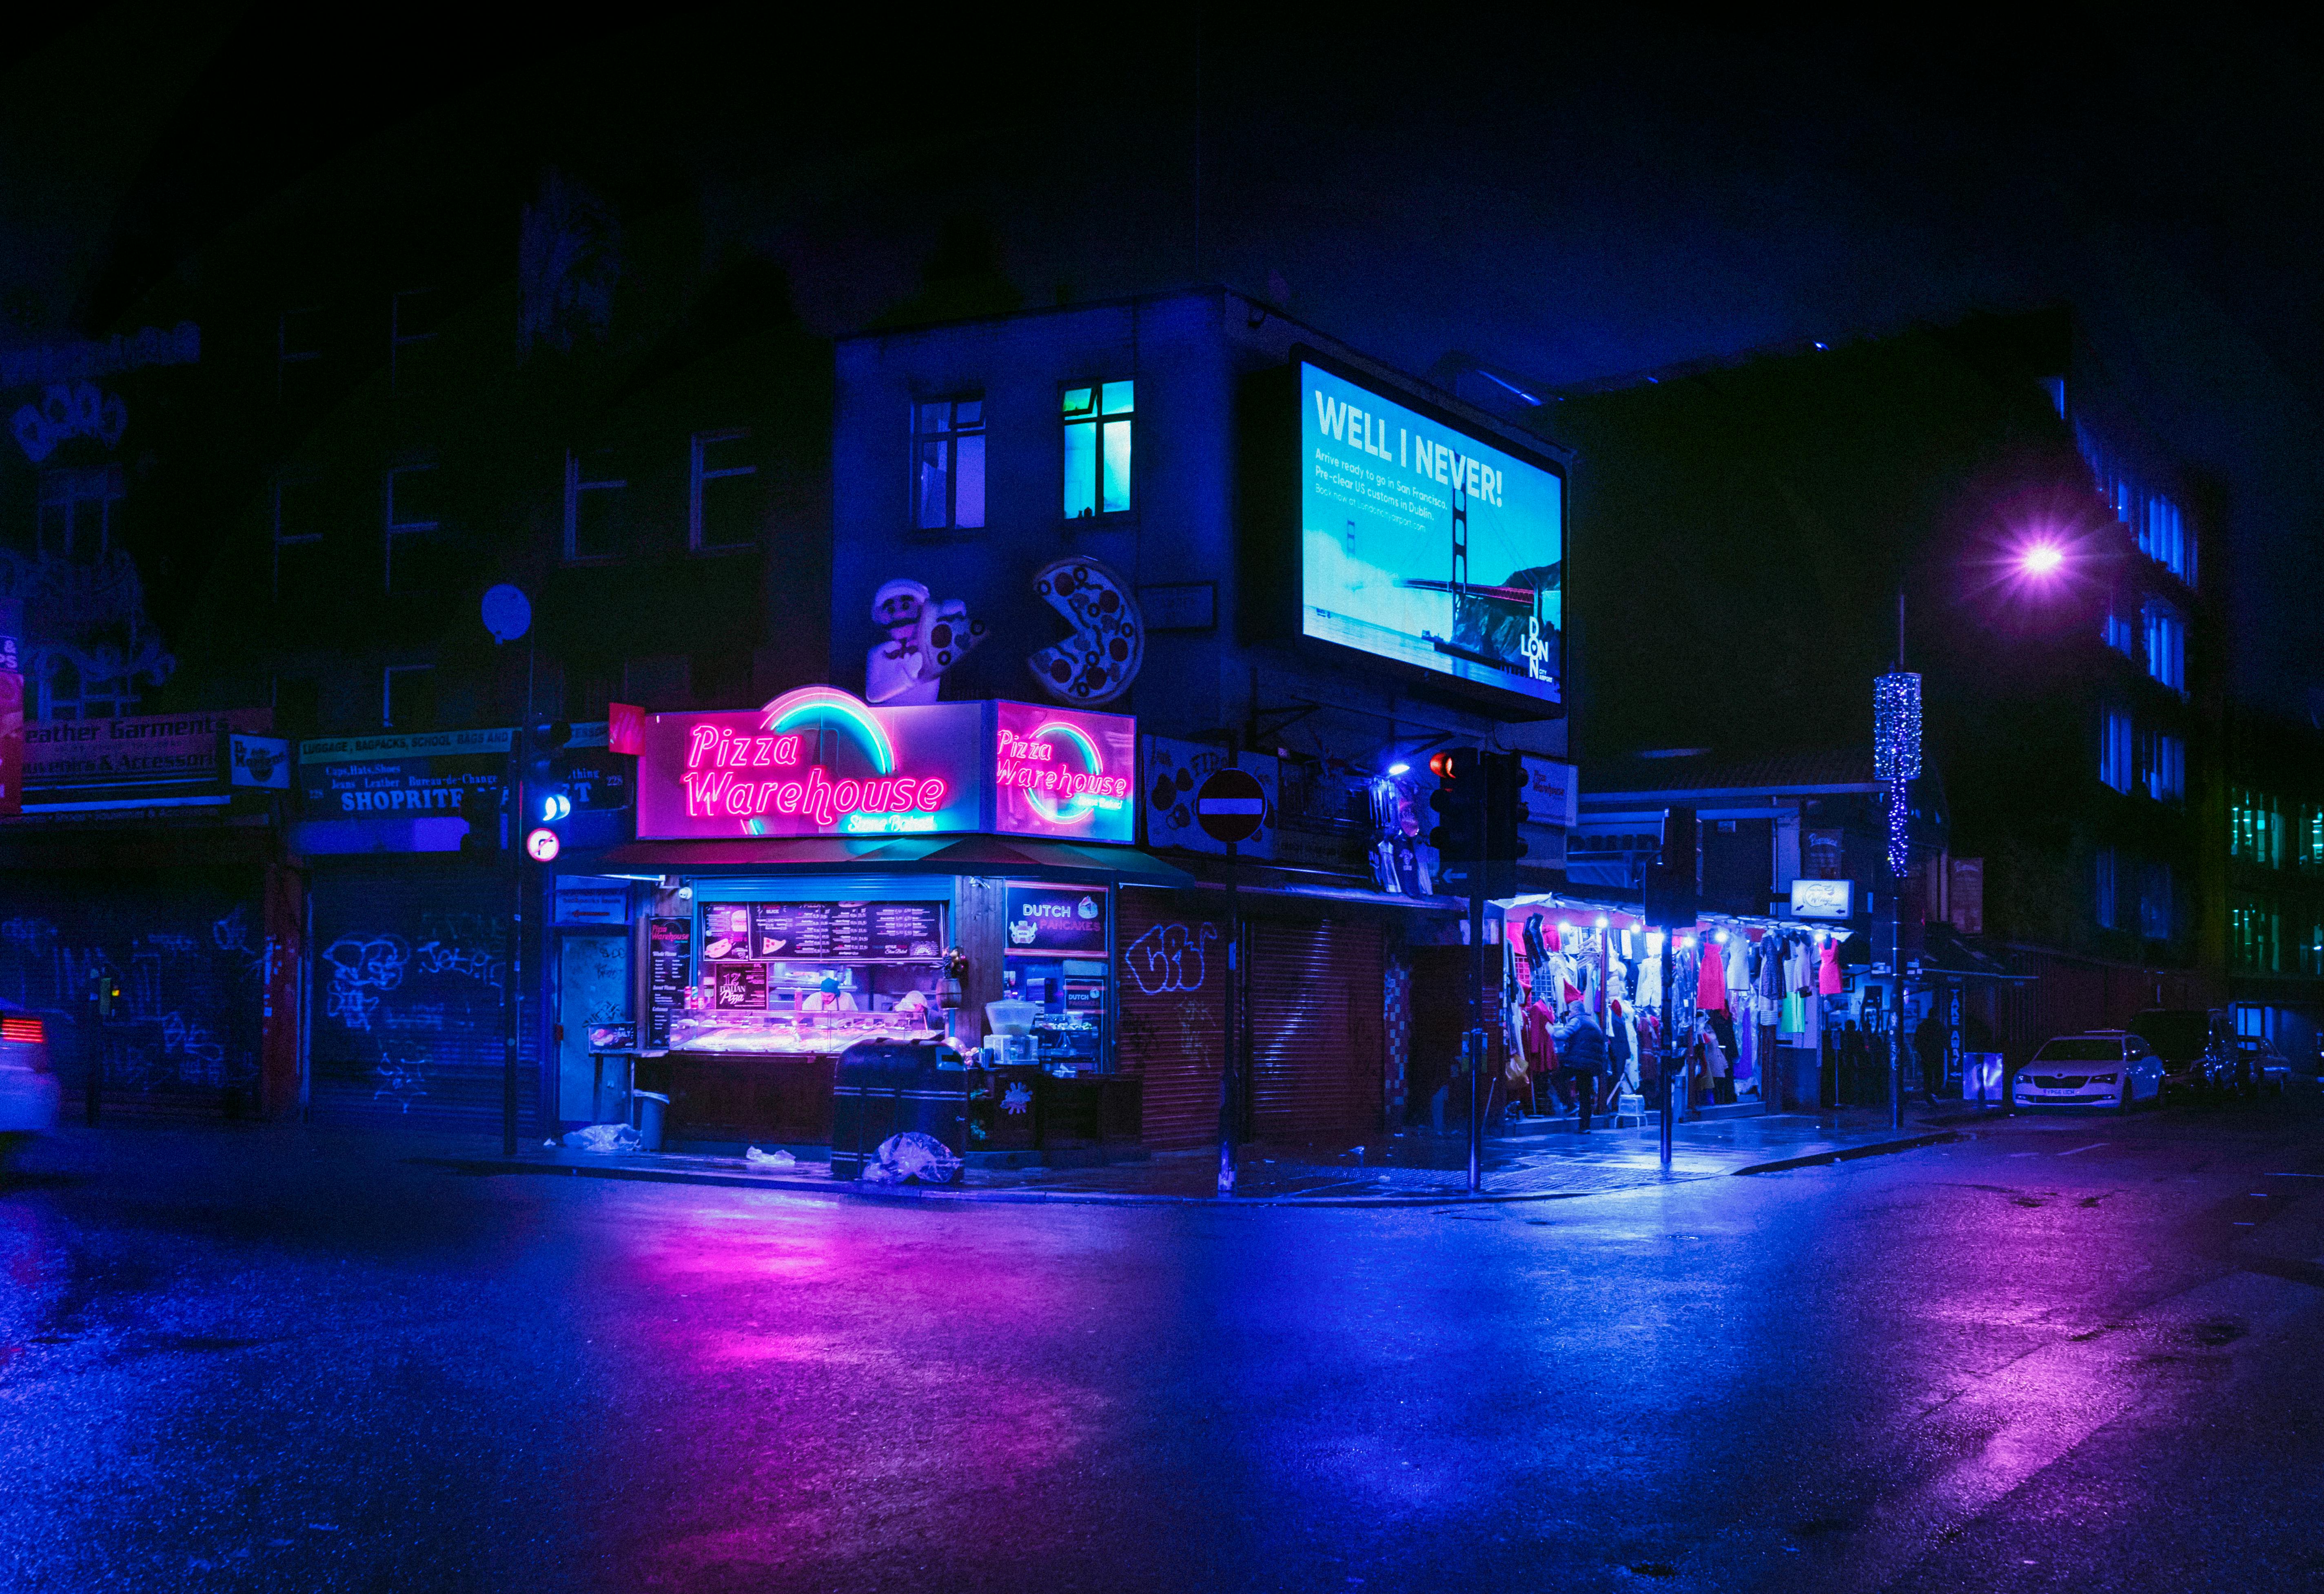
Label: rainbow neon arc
xmin=993 ymin=700 xmax=1136 ymax=845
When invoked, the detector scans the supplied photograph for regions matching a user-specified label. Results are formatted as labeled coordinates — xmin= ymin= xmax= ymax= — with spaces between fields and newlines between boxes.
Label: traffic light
xmin=526 ymin=718 xmax=574 ymax=828
xmin=1643 ymin=804 xmax=1699 ymax=928
xmin=1482 ymin=752 xmax=1530 ymax=868
xmin=1428 ymin=748 xmax=1483 ymax=883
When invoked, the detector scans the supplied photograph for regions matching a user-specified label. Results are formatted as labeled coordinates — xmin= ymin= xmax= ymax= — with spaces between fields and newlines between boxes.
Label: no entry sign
xmin=1195 ymin=767 xmax=1266 ymax=845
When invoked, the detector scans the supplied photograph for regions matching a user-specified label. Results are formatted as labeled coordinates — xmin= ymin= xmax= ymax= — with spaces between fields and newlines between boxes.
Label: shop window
xmin=913 ymin=398 xmax=986 ymax=530
xmin=690 ymin=429 xmax=759 ymax=552
xmin=1062 ymin=379 xmax=1133 ymax=519
xmin=383 ymin=664 xmax=436 ymax=730
xmin=2142 ymin=599 xmax=2185 ymax=693
xmin=2094 ymin=847 xmax=2119 ymax=930
xmin=383 ymin=463 xmax=444 ymax=590
xmin=2098 ymin=705 xmax=2133 ymax=793
xmin=38 ymin=467 xmax=123 ymax=562
xmin=563 ymin=448 xmax=628 ymax=561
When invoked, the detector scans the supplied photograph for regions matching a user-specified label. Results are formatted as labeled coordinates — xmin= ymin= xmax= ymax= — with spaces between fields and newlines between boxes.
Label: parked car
xmin=0 ymin=1002 xmax=61 ymax=1159
xmin=2231 ymin=1035 xmax=2294 ymax=1097
xmin=2012 ymin=1031 xmax=2164 ymax=1111
xmin=2129 ymin=1007 xmax=2235 ymax=1101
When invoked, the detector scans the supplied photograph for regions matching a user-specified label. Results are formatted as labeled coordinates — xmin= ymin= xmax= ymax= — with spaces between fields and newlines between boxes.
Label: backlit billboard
xmin=1298 ymin=357 xmax=1563 ymax=705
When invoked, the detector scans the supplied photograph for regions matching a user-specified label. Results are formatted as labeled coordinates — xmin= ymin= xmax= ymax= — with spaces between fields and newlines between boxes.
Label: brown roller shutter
xmin=1248 ymin=917 xmax=1384 ymax=1142
xmin=1115 ymin=889 xmax=1226 ymax=1150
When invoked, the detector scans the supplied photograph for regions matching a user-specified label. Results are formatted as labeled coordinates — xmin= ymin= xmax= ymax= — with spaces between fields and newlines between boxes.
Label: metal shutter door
xmin=0 ymin=869 xmax=264 ymax=1119
xmin=1115 ymin=890 xmax=1226 ymax=1151
xmin=1248 ymin=917 xmax=1384 ymax=1142
xmin=309 ymin=866 xmax=538 ymax=1135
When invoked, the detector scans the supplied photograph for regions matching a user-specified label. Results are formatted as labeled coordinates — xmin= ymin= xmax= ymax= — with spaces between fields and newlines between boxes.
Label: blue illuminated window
xmin=914 ymin=398 xmax=985 ymax=530
xmin=2144 ymin=732 xmax=2184 ymax=803
xmin=2099 ymin=705 xmax=2133 ymax=793
xmin=2094 ymin=848 xmax=2119 ymax=929
xmin=2139 ymin=862 xmax=2173 ymax=942
xmin=2142 ymin=600 xmax=2185 ymax=694
xmin=2102 ymin=605 xmax=2134 ymax=656
xmin=1062 ymin=379 xmax=1133 ymax=518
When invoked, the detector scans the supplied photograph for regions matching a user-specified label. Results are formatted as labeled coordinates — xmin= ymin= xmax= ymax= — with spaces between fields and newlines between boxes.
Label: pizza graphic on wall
xmin=1027 ymin=556 xmax=1143 ymax=706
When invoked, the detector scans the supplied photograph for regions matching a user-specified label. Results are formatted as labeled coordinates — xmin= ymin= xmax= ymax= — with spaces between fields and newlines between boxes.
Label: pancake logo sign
xmin=992 ymin=700 xmax=1135 ymax=845
xmin=1028 ymin=557 xmax=1142 ymax=706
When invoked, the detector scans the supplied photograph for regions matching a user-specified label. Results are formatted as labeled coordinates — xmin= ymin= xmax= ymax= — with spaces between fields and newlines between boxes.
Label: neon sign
xmin=634 ymin=690 xmax=1137 ymax=844
xmin=993 ymin=700 xmax=1135 ymax=844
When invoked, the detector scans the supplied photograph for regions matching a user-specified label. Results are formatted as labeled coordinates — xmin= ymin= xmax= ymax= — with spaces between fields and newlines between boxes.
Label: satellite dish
xmin=481 ymin=584 xmax=532 ymax=644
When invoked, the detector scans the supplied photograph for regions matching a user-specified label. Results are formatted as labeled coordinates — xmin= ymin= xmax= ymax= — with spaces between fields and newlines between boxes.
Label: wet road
xmin=4 ymin=1106 xmax=2323 ymax=1593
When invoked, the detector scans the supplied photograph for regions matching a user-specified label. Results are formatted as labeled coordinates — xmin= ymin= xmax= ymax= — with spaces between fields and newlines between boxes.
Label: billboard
xmin=1297 ymin=357 xmax=1563 ymax=704
xmin=993 ymin=700 xmax=1135 ymax=845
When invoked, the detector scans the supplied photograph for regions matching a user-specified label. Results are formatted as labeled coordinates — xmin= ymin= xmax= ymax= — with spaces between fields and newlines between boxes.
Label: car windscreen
xmin=2034 ymin=1038 xmax=2122 ymax=1063
xmin=2129 ymin=1011 xmax=2210 ymax=1062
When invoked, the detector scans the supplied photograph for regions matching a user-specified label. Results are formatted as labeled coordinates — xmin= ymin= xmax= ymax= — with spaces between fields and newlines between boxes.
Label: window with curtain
xmin=2099 ymin=705 xmax=2133 ymax=793
xmin=914 ymin=398 xmax=986 ymax=530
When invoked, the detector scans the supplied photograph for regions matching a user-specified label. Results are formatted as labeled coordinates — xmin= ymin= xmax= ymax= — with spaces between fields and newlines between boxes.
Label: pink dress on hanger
xmin=1697 ymin=939 xmax=1727 ymax=1010
xmin=1818 ymin=939 xmax=1844 ymax=995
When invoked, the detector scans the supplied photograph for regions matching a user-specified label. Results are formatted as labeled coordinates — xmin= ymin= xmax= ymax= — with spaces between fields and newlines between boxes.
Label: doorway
xmin=557 ymin=931 xmax=632 ymax=1123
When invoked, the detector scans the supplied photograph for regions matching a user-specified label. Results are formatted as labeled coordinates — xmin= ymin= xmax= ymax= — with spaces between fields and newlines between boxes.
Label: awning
xmin=1917 ymin=923 xmax=2036 ymax=982
xmin=567 ymin=834 xmax=1197 ymax=887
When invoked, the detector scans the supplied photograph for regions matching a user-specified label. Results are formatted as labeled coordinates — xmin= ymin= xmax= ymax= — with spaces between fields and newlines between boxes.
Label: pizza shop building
xmin=812 ymin=290 xmax=1574 ymax=1151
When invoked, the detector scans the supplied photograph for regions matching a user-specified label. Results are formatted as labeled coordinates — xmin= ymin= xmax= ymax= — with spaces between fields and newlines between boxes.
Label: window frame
xmin=911 ymin=396 xmax=987 ymax=532
xmin=562 ymin=448 xmax=629 ymax=562
xmin=382 ymin=663 xmax=436 ymax=730
xmin=1060 ymin=377 xmax=1135 ymax=521
xmin=688 ymin=428 xmax=759 ymax=554
xmin=383 ymin=463 xmax=443 ymax=591
xmin=390 ymin=288 xmax=440 ymax=395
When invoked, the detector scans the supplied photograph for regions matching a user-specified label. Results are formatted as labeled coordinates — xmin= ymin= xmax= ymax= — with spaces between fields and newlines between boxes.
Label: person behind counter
xmin=798 ymin=976 xmax=858 ymax=1014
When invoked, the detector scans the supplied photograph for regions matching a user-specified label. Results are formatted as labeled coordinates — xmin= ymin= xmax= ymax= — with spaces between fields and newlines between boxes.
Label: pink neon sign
xmin=993 ymin=700 xmax=1136 ymax=844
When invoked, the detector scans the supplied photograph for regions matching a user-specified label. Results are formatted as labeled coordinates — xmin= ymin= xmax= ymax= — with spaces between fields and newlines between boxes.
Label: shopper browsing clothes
xmin=1550 ymin=1003 xmax=1609 ymax=1133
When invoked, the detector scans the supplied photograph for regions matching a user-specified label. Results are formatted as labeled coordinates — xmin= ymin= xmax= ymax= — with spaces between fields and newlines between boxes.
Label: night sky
xmin=4 ymin=9 xmax=2316 ymax=718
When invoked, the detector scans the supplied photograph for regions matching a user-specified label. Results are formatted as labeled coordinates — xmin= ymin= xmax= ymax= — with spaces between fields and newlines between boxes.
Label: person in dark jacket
xmin=1551 ymin=1004 xmax=1608 ymax=1133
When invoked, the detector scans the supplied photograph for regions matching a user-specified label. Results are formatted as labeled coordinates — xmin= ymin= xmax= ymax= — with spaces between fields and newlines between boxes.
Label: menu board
xmin=646 ymin=917 xmax=691 ymax=1047
xmin=747 ymin=901 xmax=944 ymax=961
xmin=710 ymin=960 xmax=769 ymax=1010
xmin=699 ymin=904 xmax=753 ymax=962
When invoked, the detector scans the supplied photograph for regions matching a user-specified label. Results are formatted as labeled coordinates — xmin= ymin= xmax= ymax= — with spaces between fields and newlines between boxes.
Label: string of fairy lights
xmin=1873 ymin=671 xmax=1922 ymax=880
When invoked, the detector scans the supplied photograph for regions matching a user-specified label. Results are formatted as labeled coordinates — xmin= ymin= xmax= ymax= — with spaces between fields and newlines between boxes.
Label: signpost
xmin=483 ymin=586 xmax=532 ymax=1158
xmin=1197 ymin=765 xmax=1266 ymax=1197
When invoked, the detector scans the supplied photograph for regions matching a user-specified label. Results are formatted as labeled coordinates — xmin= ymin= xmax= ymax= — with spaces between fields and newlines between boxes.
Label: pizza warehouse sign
xmin=636 ymin=687 xmax=1137 ymax=846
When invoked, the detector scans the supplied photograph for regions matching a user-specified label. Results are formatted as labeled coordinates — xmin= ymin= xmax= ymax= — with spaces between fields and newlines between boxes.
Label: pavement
xmin=8 ymin=1100 xmax=2324 ymax=1592
xmin=433 ymin=1104 xmax=1972 ymax=1205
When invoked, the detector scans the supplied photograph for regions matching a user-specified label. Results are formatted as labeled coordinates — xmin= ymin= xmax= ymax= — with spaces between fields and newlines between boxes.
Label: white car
xmin=2013 ymin=1031 xmax=2164 ymax=1111
xmin=0 ymin=1003 xmax=62 ymax=1140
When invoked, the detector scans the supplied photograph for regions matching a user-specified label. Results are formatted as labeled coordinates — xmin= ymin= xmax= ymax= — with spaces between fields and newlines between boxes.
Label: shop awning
xmin=568 ymin=834 xmax=1198 ymax=887
xmin=1917 ymin=923 xmax=2036 ymax=982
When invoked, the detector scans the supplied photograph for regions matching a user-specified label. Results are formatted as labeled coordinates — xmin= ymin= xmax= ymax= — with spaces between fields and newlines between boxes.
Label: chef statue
xmin=866 ymin=579 xmax=988 ymax=704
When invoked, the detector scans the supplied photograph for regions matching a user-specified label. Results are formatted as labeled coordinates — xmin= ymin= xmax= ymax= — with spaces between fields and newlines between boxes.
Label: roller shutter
xmin=309 ymin=865 xmax=539 ymax=1135
xmin=1115 ymin=889 xmax=1226 ymax=1150
xmin=1248 ymin=916 xmax=1385 ymax=1142
xmin=0 ymin=868 xmax=264 ymax=1119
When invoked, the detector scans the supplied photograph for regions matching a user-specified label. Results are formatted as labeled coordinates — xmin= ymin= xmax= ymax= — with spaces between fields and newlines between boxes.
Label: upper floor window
xmin=2143 ymin=731 xmax=2185 ymax=803
xmin=689 ymin=429 xmax=758 ymax=552
xmin=278 ymin=306 xmax=324 ymax=401
xmin=563 ymin=448 xmax=629 ymax=561
xmin=2231 ymin=895 xmax=2280 ymax=972
xmin=35 ymin=652 xmax=140 ymax=721
xmin=2138 ymin=861 xmax=2174 ymax=942
xmin=914 ymin=399 xmax=986 ymax=530
xmin=2303 ymin=805 xmax=2324 ymax=874
xmin=272 ymin=474 xmax=326 ymax=598
xmin=383 ymin=463 xmax=443 ymax=590
xmin=390 ymin=288 xmax=443 ymax=395
xmin=2099 ymin=704 xmax=2133 ymax=794
xmin=38 ymin=467 xmax=123 ymax=562
xmin=2094 ymin=847 xmax=2120 ymax=929
xmin=2142 ymin=599 xmax=2185 ymax=694
xmin=2102 ymin=604 xmax=2134 ymax=657
xmin=2138 ymin=493 xmax=2194 ymax=584
xmin=383 ymin=663 xmax=436 ymax=729
xmin=2232 ymin=787 xmax=2283 ymax=867
xmin=1062 ymin=380 xmax=1133 ymax=519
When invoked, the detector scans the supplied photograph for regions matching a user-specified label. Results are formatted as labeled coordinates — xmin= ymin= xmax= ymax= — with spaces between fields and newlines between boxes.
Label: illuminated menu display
xmin=705 ymin=900 xmax=947 ymax=962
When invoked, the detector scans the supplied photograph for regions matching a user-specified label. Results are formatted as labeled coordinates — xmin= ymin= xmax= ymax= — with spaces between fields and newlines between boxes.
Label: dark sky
xmin=6 ymin=7 xmax=2318 ymax=718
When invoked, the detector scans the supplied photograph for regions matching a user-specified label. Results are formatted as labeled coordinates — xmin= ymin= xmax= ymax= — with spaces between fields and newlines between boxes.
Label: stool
xmin=1614 ymin=1093 xmax=1646 ymax=1127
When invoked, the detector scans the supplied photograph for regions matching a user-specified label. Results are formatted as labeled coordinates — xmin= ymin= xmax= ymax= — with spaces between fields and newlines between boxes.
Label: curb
xmin=1731 ymin=1130 xmax=1959 ymax=1176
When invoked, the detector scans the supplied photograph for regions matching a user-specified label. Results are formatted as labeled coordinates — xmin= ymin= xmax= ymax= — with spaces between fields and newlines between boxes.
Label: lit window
xmin=2142 ymin=601 xmax=2185 ymax=693
xmin=2144 ymin=733 xmax=2184 ymax=803
xmin=563 ymin=448 xmax=628 ymax=560
xmin=2102 ymin=606 xmax=2134 ymax=656
xmin=914 ymin=399 xmax=986 ymax=530
xmin=2099 ymin=705 xmax=2133 ymax=793
xmin=690 ymin=430 xmax=758 ymax=552
xmin=2094 ymin=848 xmax=2119 ymax=929
xmin=1063 ymin=379 xmax=1133 ymax=519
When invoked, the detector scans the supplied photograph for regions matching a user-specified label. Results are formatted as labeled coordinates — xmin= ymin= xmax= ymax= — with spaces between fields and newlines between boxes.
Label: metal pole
xmin=504 ymin=646 xmax=532 ymax=1158
xmin=1217 ymin=833 xmax=1238 ymax=1197
xmin=1891 ymin=878 xmax=1906 ymax=1131
xmin=1659 ymin=932 xmax=1674 ymax=1171
xmin=1466 ymin=889 xmax=1484 ymax=1194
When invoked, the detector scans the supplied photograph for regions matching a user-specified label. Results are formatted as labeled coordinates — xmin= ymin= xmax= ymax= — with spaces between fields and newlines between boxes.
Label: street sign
xmin=524 ymin=827 xmax=561 ymax=862
xmin=1194 ymin=767 xmax=1266 ymax=844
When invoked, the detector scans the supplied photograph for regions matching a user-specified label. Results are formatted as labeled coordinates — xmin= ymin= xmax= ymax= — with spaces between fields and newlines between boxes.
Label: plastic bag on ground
xmin=744 ymin=1146 xmax=797 ymax=1167
xmin=859 ymin=1130 xmax=962 ymax=1186
xmin=561 ymin=1123 xmax=641 ymax=1153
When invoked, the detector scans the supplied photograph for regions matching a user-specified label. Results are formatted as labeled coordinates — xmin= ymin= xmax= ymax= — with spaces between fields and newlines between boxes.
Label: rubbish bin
xmin=831 ymin=1040 xmax=967 ymax=1180
xmin=631 ymin=1090 xmax=670 ymax=1151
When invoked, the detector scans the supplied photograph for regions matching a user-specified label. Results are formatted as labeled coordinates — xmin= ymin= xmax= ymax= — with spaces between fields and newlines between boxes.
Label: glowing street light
xmin=2019 ymin=542 xmax=2065 ymax=577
